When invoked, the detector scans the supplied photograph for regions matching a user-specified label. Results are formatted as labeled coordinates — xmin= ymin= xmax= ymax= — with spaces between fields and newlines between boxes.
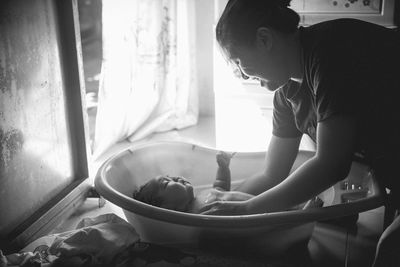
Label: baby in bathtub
xmin=133 ymin=151 xmax=324 ymax=213
xmin=132 ymin=151 xmax=254 ymax=213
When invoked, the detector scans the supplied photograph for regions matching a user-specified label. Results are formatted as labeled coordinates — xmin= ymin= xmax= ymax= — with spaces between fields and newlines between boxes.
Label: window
xmin=213 ymin=38 xmax=274 ymax=152
xmin=213 ymin=0 xmax=275 ymax=152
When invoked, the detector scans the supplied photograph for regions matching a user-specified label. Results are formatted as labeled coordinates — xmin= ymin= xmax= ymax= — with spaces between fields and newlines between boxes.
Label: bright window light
xmin=213 ymin=39 xmax=274 ymax=152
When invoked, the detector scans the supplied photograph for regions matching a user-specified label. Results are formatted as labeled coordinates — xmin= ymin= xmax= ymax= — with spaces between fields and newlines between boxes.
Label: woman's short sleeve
xmin=272 ymin=88 xmax=303 ymax=138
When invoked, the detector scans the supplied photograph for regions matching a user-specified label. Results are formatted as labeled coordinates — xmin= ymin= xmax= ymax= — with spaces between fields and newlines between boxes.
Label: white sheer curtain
xmin=93 ymin=0 xmax=198 ymax=159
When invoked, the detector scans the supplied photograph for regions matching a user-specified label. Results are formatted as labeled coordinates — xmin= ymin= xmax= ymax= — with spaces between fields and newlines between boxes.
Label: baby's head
xmin=133 ymin=175 xmax=194 ymax=212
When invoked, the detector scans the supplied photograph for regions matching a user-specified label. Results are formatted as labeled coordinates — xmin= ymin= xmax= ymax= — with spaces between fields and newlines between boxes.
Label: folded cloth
xmin=0 ymin=213 xmax=139 ymax=267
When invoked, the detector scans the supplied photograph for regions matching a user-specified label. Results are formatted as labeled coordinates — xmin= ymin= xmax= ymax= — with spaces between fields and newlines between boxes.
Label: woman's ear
xmin=256 ymin=27 xmax=273 ymax=51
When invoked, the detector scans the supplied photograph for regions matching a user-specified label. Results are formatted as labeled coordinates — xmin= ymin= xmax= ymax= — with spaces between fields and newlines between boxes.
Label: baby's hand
xmin=216 ymin=151 xmax=235 ymax=167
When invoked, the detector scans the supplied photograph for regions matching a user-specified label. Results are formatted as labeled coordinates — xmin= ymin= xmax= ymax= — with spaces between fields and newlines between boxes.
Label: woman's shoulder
xmin=301 ymin=18 xmax=391 ymax=57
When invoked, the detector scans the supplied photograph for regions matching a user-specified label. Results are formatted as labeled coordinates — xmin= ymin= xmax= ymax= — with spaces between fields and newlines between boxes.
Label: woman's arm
xmin=247 ymin=115 xmax=356 ymax=213
xmin=222 ymin=191 xmax=254 ymax=201
xmin=201 ymin=115 xmax=356 ymax=215
xmin=235 ymin=135 xmax=301 ymax=195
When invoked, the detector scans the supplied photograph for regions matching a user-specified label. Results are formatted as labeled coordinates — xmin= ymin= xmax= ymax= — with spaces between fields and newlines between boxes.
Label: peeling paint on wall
xmin=0 ymin=128 xmax=24 ymax=170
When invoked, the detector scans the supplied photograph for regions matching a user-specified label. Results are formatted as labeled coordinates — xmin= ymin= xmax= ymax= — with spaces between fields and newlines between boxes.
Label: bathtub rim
xmin=94 ymin=140 xmax=385 ymax=229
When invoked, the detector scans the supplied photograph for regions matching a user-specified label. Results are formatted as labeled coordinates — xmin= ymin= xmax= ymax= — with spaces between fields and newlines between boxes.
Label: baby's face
xmin=150 ymin=176 xmax=194 ymax=211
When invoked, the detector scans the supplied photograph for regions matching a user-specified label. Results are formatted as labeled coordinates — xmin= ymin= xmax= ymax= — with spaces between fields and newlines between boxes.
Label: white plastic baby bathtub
xmin=95 ymin=141 xmax=384 ymax=255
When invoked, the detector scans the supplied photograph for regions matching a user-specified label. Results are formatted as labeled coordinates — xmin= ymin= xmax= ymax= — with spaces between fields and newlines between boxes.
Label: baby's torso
xmin=190 ymin=188 xmax=225 ymax=214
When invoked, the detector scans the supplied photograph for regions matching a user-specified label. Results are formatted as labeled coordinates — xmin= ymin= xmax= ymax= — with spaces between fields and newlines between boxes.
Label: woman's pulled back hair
xmin=216 ymin=0 xmax=300 ymax=56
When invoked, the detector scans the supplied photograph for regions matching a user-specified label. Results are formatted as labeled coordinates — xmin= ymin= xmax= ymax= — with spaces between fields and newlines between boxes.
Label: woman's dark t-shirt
xmin=272 ymin=18 xmax=400 ymax=190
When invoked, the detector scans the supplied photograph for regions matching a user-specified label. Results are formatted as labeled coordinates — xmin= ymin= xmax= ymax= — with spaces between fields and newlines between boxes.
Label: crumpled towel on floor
xmin=0 ymin=213 xmax=139 ymax=267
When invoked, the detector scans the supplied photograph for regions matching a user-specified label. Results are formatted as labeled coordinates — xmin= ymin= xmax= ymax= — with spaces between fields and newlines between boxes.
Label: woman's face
xmin=151 ymin=176 xmax=194 ymax=211
xmin=226 ymin=32 xmax=292 ymax=91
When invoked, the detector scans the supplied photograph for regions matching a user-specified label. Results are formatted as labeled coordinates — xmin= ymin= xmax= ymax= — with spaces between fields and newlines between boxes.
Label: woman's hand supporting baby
xmin=201 ymin=151 xmax=254 ymax=215
xmin=200 ymin=199 xmax=250 ymax=215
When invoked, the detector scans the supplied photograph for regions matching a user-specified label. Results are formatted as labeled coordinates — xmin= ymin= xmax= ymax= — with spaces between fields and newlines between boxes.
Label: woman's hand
xmin=207 ymin=189 xmax=253 ymax=202
xmin=223 ymin=191 xmax=254 ymax=201
xmin=199 ymin=200 xmax=249 ymax=215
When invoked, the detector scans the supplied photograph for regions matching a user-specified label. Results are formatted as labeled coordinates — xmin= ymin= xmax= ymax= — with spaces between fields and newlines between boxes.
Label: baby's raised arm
xmin=213 ymin=151 xmax=235 ymax=191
